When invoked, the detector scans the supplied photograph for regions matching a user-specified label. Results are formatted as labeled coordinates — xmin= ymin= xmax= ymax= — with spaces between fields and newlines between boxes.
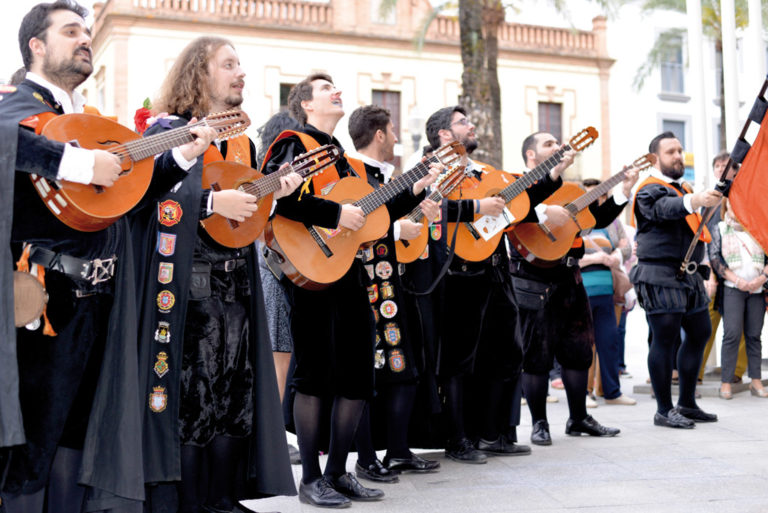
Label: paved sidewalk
xmin=244 ymin=308 xmax=768 ymax=513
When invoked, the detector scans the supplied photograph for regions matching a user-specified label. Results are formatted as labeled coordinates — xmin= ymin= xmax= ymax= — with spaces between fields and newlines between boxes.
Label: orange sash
xmin=203 ymin=133 xmax=251 ymax=166
xmin=632 ymin=176 xmax=711 ymax=243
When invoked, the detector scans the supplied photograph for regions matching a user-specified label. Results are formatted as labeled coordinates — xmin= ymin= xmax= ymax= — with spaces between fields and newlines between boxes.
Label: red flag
xmin=730 ymin=111 xmax=768 ymax=253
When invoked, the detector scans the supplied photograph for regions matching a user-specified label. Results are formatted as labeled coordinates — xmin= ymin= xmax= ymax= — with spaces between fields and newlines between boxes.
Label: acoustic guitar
xmin=508 ymin=153 xmax=656 ymax=266
xmin=31 ymin=110 xmax=250 ymax=232
xmin=265 ymin=141 xmax=467 ymax=290
xmin=200 ymin=145 xmax=341 ymax=248
xmin=394 ymin=163 xmax=470 ymax=264
xmin=446 ymin=126 xmax=598 ymax=262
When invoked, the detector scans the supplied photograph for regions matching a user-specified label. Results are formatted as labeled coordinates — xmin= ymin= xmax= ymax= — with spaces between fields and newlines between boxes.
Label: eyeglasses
xmin=451 ymin=118 xmax=471 ymax=127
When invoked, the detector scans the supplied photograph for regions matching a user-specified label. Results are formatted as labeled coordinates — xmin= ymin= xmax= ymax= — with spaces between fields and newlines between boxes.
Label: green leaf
xmin=142 ymin=97 xmax=152 ymax=109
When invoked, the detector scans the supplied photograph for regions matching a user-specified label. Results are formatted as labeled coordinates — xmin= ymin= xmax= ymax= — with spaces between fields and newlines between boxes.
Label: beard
xmin=660 ymin=162 xmax=684 ymax=180
xmin=43 ymin=47 xmax=92 ymax=90
xmin=461 ymin=137 xmax=478 ymax=155
xmin=222 ymin=92 xmax=243 ymax=109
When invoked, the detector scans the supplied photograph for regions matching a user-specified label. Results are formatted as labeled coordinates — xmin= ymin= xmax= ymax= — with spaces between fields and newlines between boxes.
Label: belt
xmin=29 ymin=246 xmax=116 ymax=285
xmin=211 ymin=258 xmax=247 ymax=272
xmin=560 ymin=256 xmax=578 ymax=267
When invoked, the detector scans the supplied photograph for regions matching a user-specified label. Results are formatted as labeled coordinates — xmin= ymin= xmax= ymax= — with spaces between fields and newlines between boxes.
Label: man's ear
xmin=525 ymin=148 xmax=536 ymax=164
xmin=437 ymin=128 xmax=453 ymax=145
xmin=301 ymin=98 xmax=313 ymax=115
xmin=375 ymin=129 xmax=385 ymax=143
xmin=29 ymin=37 xmax=46 ymax=62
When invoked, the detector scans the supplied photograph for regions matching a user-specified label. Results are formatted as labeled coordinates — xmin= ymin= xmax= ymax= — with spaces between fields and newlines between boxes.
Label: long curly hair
xmin=154 ymin=36 xmax=233 ymax=118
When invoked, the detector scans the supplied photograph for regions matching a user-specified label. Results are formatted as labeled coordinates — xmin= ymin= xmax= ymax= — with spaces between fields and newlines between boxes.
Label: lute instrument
xmin=508 ymin=153 xmax=655 ymax=266
xmin=446 ymin=126 xmax=598 ymax=262
xmin=31 ymin=110 xmax=250 ymax=232
xmin=265 ymin=142 xmax=467 ymax=290
xmin=200 ymin=144 xmax=342 ymax=248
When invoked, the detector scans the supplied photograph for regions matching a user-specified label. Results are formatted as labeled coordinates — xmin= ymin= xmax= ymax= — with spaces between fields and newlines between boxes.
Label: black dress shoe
xmin=676 ymin=405 xmax=718 ymax=423
xmin=530 ymin=419 xmax=552 ymax=446
xmin=477 ymin=436 xmax=532 ymax=456
xmin=299 ymin=477 xmax=351 ymax=508
xmin=653 ymin=409 xmax=695 ymax=429
xmin=383 ymin=452 xmax=440 ymax=472
xmin=445 ymin=437 xmax=487 ymax=464
xmin=565 ymin=415 xmax=620 ymax=437
xmin=355 ymin=459 xmax=399 ymax=483
xmin=329 ymin=472 xmax=385 ymax=501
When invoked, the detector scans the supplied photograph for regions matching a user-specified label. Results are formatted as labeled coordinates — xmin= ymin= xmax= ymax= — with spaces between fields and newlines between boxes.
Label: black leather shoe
xmin=565 ymin=415 xmax=620 ymax=437
xmin=329 ymin=472 xmax=384 ymax=501
xmin=653 ymin=409 xmax=695 ymax=429
xmin=299 ymin=477 xmax=351 ymax=508
xmin=477 ymin=436 xmax=532 ymax=456
xmin=355 ymin=459 xmax=399 ymax=483
xmin=676 ymin=405 xmax=718 ymax=423
xmin=531 ymin=420 xmax=552 ymax=446
xmin=383 ymin=452 xmax=440 ymax=472
xmin=445 ymin=437 xmax=487 ymax=464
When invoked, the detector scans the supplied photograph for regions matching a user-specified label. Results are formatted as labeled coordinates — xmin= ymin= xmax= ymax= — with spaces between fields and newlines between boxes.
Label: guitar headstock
xmin=204 ymin=109 xmax=252 ymax=141
xmin=433 ymin=141 xmax=469 ymax=169
xmin=631 ymin=153 xmax=656 ymax=171
xmin=435 ymin=164 xmax=469 ymax=195
xmin=568 ymin=126 xmax=599 ymax=152
xmin=292 ymin=144 xmax=342 ymax=179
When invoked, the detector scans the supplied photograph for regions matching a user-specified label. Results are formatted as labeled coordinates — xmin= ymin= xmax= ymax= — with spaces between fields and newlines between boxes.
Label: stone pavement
xmin=243 ymin=308 xmax=768 ymax=513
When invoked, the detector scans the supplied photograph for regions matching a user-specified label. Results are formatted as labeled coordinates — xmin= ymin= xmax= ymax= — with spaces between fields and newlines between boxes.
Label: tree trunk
xmin=458 ymin=0 xmax=504 ymax=168
xmin=716 ymin=39 xmax=727 ymax=152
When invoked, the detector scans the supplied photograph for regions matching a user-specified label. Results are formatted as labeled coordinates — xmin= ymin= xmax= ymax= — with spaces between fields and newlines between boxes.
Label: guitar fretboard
xmin=499 ymin=145 xmax=571 ymax=202
xmin=566 ymin=169 xmax=627 ymax=215
xmin=355 ymin=156 xmax=438 ymax=215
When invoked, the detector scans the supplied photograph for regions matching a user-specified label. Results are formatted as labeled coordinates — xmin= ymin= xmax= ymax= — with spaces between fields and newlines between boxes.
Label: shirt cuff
xmin=57 ymin=144 xmax=94 ymax=184
xmin=612 ymin=186 xmax=628 ymax=205
xmin=683 ymin=193 xmax=694 ymax=213
xmin=207 ymin=190 xmax=214 ymax=216
xmin=393 ymin=221 xmax=401 ymax=241
xmin=534 ymin=203 xmax=548 ymax=224
xmin=172 ymin=147 xmax=197 ymax=171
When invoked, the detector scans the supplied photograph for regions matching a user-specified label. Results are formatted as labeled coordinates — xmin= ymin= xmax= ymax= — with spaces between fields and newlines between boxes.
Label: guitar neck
xmin=498 ymin=145 xmax=571 ymax=202
xmin=407 ymin=189 xmax=443 ymax=222
xmin=567 ymin=168 xmax=627 ymax=215
xmin=122 ymin=121 xmax=208 ymax=161
xmin=355 ymin=157 xmax=435 ymax=216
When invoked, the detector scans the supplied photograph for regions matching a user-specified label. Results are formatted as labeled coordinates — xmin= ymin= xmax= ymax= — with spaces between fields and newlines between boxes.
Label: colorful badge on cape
xmin=364 ymin=264 xmax=375 ymax=280
xmin=375 ymin=243 xmax=388 ymax=257
xmin=157 ymin=290 xmax=175 ymax=312
xmin=360 ymin=247 xmax=374 ymax=263
xmin=388 ymin=349 xmax=405 ymax=372
xmin=158 ymin=232 xmax=176 ymax=256
xmin=419 ymin=246 xmax=430 ymax=260
xmin=153 ymin=352 xmax=169 ymax=378
xmin=381 ymin=281 xmax=394 ymax=299
xmin=384 ymin=322 xmax=401 ymax=346
xmin=373 ymin=309 xmax=379 ymax=323
xmin=430 ymin=224 xmax=442 ymax=241
xmin=367 ymin=284 xmax=378 ymax=304
xmin=380 ymin=299 xmax=397 ymax=319
xmin=154 ymin=321 xmax=171 ymax=343
xmin=158 ymin=199 xmax=183 ymax=227
xmin=375 ymin=261 xmax=393 ymax=280
xmin=375 ymin=349 xmax=386 ymax=369
xmin=0 ymin=85 xmax=17 ymax=94
xmin=149 ymin=386 xmax=168 ymax=412
xmin=158 ymin=262 xmax=174 ymax=284
xmin=434 ymin=209 xmax=442 ymax=223
xmin=320 ymin=181 xmax=338 ymax=196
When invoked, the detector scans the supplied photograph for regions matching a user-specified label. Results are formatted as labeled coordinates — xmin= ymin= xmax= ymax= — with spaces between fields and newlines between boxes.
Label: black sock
xmin=647 ymin=313 xmax=683 ymax=415
xmin=386 ymin=383 xmax=416 ymax=459
xmin=178 ymin=444 xmax=203 ymax=513
xmin=442 ymin=376 xmax=465 ymax=443
xmin=561 ymin=367 xmax=588 ymax=422
xmin=45 ymin=446 xmax=85 ymax=513
xmin=521 ymin=372 xmax=548 ymax=423
xmin=677 ymin=309 xmax=712 ymax=408
xmin=353 ymin=402 xmax=377 ymax=467
xmin=206 ymin=435 xmax=246 ymax=511
xmin=478 ymin=379 xmax=504 ymax=441
xmin=323 ymin=396 xmax=365 ymax=479
xmin=293 ymin=392 xmax=324 ymax=483
xmin=3 ymin=489 xmax=44 ymax=513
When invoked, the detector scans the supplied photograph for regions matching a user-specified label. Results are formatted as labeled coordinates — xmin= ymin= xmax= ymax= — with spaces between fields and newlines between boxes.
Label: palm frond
xmin=632 ymin=27 xmax=685 ymax=91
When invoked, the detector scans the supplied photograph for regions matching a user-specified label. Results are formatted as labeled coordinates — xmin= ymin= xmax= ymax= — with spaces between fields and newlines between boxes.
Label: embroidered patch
xmin=375 ymin=349 xmax=386 ymax=369
xmin=153 ymin=352 xmax=169 ymax=378
xmin=375 ymin=261 xmax=393 ymax=280
xmin=149 ymin=386 xmax=168 ymax=412
xmin=158 ymin=232 xmax=176 ymax=256
xmin=364 ymin=264 xmax=375 ymax=280
xmin=373 ymin=309 xmax=379 ymax=323
xmin=375 ymin=332 xmax=382 ymax=347
xmin=320 ymin=180 xmax=338 ymax=196
xmin=367 ymin=284 xmax=378 ymax=304
xmin=158 ymin=199 xmax=183 ymax=227
xmin=360 ymin=247 xmax=374 ymax=263
xmin=380 ymin=299 xmax=397 ymax=319
xmin=158 ymin=262 xmax=174 ymax=284
xmin=435 ymin=209 xmax=442 ymax=222
xmin=384 ymin=322 xmax=401 ymax=346
xmin=317 ymin=226 xmax=342 ymax=239
xmin=381 ymin=281 xmax=394 ymax=299
xmin=419 ymin=245 xmax=429 ymax=260
xmin=375 ymin=243 xmax=388 ymax=257
xmin=388 ymin=349 xmax=405 ymax=372
xmin=157 ymin=290 xmax=175 ymax=312
xmin=154 ymin=321 xmax=171 ymax=343
xmin=430 ymin=224 xmax=442 ymax=241
xmin=0 ymin=85 xmax=17 ymax=93
xmin=33 ymin=92 xmax=47 ymax=105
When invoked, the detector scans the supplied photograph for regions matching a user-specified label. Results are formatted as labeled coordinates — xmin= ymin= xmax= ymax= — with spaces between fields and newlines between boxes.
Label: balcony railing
xmin=123 ymin=0 xmax=332 ymax=26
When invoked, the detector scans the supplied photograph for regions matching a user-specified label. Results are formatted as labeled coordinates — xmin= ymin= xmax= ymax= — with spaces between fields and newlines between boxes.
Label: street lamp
xmin=408 ymin=110 xmax=425 ymax=156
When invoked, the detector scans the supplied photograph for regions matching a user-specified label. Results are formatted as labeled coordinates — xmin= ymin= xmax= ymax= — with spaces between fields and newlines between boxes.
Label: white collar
xmin=350 ymin=151 xmax=395 ymax=183
xmin=649 ymin=167 xmax=685 ymax=186
xmin=25 ymin=72 xmax=86 ymax=114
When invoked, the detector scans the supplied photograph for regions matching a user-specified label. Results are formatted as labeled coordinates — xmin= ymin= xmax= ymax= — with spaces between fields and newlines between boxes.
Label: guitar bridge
xmin=538 ymin=223 xmax=557 ymax=242
xmin=308 ymin=226 xmax=333 ymax=258
xmin=464 ymin=221 xmax=481 ymax=240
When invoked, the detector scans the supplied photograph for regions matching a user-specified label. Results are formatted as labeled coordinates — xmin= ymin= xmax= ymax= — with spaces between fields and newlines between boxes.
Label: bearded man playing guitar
xmin=262 ymin=74 xmax=438 ymax=508
xmin=428 ymin=106 xmax=566 ymax=464
xmin=510 ymin=131 xmax=637 ymax=447
xmin=134 ymin=37 xmax=301 ymax=512
xmin=0 ymin=3 xmax=227 ymax=512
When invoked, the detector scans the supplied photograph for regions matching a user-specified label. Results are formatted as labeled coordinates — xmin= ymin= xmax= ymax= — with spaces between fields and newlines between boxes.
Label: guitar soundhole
xmin=119 ymin=160 xmax=133 ymax=176
xmin=92 ymin=184 xmax=105 ymax=194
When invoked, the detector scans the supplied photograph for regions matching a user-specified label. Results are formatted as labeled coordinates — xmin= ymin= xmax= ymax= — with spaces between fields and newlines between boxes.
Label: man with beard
xmin=511 ymin=132 xmax=637 ymax=447
xmin=136 ymin=37 xmax=300 ymax=512
xmin=427 ymin=107 xmax=566 ymax=463
xmin=631 ymin=131 xmax=721 ymax=428
xmin=0 ymin=2 xmax=217 ymax=511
